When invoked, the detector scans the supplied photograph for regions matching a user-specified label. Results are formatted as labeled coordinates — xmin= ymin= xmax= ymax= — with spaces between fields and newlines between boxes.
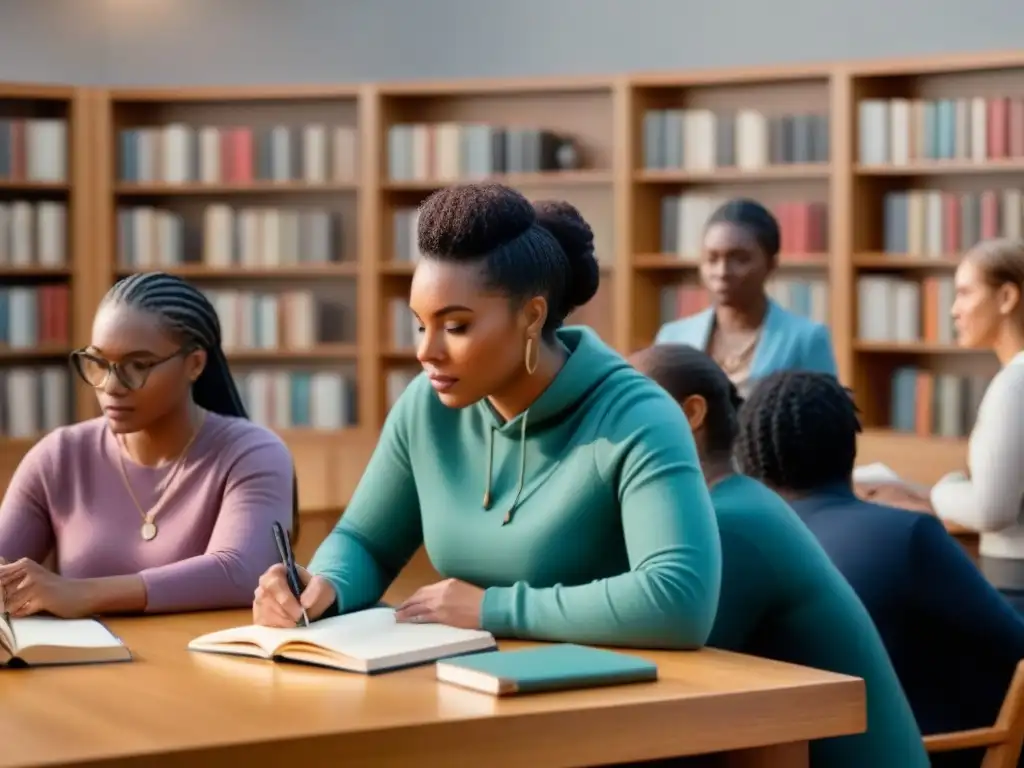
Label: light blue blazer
xmin=654 ymin=300 xmax=838 ymax=379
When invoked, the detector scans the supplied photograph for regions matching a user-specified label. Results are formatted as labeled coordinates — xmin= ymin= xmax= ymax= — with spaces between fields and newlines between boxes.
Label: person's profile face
xmin=80 ymin=303 xmax=204 ymax=434
xmin=951 ymin=259 xmax=998 ymax=349
xmin=699 ymin=222 xmax=771 ymax=309
xmin=409 ymin=259 xmax=526 ymax=409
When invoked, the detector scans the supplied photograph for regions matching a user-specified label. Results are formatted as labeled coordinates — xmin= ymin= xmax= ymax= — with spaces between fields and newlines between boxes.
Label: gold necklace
xmin=715 ymin=330 xmax=762 ymax=374
xmin=116 ymin=410 xmax=207 ymax=542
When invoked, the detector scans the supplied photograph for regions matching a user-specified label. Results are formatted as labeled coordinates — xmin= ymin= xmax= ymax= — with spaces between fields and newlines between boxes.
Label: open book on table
xmin=187 ymin=606 xmax=497 ymax=674
xmin=0 ymin=614 xmax=131 ymax=668
xmin=852 ymin=462 xmax=930 ymax=495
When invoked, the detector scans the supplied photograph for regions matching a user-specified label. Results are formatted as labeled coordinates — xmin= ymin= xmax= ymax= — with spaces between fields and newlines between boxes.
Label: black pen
xmin=272 ymin=521 xmax=309 ymax=627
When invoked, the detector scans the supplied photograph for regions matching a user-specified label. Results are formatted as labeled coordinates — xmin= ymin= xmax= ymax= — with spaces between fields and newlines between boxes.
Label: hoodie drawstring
xmin=481 ymin=410 xmax=529 ymax=525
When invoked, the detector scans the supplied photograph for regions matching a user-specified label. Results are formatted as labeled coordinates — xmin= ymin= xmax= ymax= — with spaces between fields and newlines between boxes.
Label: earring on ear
xmin=524 ymin=336 xmax=539 ymax=375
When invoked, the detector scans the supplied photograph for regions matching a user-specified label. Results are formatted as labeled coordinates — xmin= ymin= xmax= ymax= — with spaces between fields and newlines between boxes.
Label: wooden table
xmin=0 ymin=610 xmax=865 ymax=768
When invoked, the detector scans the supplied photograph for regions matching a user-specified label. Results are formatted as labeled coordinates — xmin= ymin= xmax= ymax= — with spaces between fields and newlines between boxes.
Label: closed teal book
xmin=435 ymin=644 xmax=658 ymax=696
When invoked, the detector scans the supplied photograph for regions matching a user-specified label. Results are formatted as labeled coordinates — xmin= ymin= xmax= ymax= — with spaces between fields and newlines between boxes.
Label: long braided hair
xmin=103 ymin=272 xmax=300 ymax=536
xmin=734 ymin=371 xmax=861 ymax=492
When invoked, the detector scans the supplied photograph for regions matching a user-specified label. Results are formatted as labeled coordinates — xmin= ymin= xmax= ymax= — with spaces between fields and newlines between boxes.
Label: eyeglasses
xmin=69 ymin=347 xmax=194 ymax=391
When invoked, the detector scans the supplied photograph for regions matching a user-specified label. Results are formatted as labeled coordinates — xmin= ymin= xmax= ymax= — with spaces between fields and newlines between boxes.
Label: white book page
xmin=14 ymin=617 xmax=121 ymax=650
xmin=853 ymin=462 xmax=930 ymax=495
xmin=303 ymin=607 xmax=492 ymax=661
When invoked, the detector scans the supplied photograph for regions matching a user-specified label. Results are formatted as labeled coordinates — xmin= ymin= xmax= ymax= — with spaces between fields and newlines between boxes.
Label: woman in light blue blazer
xmin=655 ymin=198 xmax=837 ymax=397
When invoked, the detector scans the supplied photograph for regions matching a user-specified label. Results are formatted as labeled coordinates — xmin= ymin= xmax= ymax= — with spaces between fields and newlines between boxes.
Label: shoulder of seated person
xmin=204 ymin=412 xmax=289 ymax=456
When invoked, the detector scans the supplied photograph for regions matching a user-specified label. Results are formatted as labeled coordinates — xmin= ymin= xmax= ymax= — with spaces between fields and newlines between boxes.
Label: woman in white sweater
xmin=931 ymin=238 xmax=1024 ymax=611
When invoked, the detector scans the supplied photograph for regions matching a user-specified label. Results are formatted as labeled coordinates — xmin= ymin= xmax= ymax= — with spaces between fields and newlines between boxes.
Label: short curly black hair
xmin=416 ymin=183 xmax=600 ymax=339
xmin=735 ymin=371 xmax=861 ymax=491
xmin=705 ymin=198 xmax=781 ymax=266
xmin=629 ymin=344 xmax=743 ymax=459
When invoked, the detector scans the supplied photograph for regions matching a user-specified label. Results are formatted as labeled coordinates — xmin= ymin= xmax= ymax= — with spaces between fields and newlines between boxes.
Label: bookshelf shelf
xmin=855 ymin=159 xmax=1024 ymax=176
xmin=635 ymin=165 xmax=831 ymax=183
xmin=382 ymin=170 xmax=611 ymax=191
xmin=852 ymin=254 xmax=959 ymax=269
xmin=115 ymin=182 xmax=359 ymax=195
xmin=633 ymin=253 xmax=830 ymax=270
xmin=112 ymin=264 xmax=359 ymax=279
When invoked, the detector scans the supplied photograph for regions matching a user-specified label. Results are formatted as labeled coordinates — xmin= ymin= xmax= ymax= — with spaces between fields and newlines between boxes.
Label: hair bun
xmin=532 ymin=199 xmax=600 ymax=313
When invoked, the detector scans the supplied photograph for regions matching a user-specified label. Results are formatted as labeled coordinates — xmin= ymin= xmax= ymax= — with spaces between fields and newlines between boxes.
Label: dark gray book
xmin=660 ymin=195 xmax=679 ymax=253
xmin=663 ymin=110 xmax=685 ymax=169
xmin=643 ymin=110 xmax=665 ymax=169
xmin=791 ymin=115 xmax=812 ymax=164
xmin=960 ymin=193 xmax=979 ymax=251
xmin=810 ymin=115 xmax=830 ymax=162
xmin=768 ymin=118 xmax=786 ymax=165
xmin=883 ymin=192 xmax=908 ymax=253
xmin=715 ymin=113 xmax=736 ymax=168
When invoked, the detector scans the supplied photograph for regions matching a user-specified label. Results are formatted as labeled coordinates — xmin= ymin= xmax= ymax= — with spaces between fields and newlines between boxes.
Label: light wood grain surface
xmin=0 ymin=605 xmax=865 ymax=768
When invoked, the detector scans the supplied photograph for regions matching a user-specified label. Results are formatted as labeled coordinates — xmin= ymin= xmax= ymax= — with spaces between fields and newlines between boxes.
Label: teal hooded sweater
xmin=709 ymin=474 xmax=929 ymax=768
xmin=308 ymin=327 xmax=723 ymax=648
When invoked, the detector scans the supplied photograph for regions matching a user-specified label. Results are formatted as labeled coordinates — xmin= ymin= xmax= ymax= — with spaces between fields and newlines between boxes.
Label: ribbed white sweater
xmin=932 ymin=351 xmax=1024 ymax=560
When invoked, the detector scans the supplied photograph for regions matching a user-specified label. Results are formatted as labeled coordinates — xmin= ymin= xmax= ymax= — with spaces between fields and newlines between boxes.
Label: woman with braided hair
xmin=0 ymin=272 xmax=295 ymax=618
xmin=630 ymin=343 xmax=928 ymax=768
xmin=736 ymin=370 xmax=1024 ymax=768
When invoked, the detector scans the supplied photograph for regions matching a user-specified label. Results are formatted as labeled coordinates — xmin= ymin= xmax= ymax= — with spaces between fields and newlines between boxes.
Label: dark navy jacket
xmin=790 ymin=485 xmax=1024 ymax=768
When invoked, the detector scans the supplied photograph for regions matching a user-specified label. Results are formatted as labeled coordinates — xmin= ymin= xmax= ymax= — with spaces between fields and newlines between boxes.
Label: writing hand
xmin=253 ymin=563 xmax=336 ymax=628
xmin=0 ymin=558 xmax=93 ymax=618
xmin=395 ymin=578 xmax=485 ymax=629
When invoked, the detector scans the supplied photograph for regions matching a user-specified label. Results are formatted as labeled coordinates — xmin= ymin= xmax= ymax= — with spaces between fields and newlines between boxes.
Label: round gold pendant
xmin=141 ymin=521 xmax=158 ymax=541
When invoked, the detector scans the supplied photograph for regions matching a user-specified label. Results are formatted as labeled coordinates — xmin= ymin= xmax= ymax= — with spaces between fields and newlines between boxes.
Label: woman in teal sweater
xmin=630 ymin=343 xmax=928 ymax=768
xmin=252 ymin=183 xmax=722 ymax=649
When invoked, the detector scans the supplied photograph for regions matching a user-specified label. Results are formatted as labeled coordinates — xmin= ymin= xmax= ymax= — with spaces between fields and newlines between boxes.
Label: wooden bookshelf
xmin=91 ymin=85 xmax=375 ymax=510
xmin=0 ymin=84 xmax=91 ymax=490
xmin=847 ymin=51 xmax=1024 ymax=482
xmin=2 ymin=50 xmax=1021 ymax=513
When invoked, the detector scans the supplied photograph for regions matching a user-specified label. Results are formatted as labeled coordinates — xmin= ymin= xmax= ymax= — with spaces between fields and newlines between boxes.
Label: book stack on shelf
xmin=630 ymin=74 xmax=834 ymax=351
xmin=103 ymin=89 xmax=362 ymax=452
xmin=375 ymin=81 xmax=618 ymax=421
xmin=850 ymin=59 xmax=1023 ymax=443
xmin=0 ymin=88 xmax=77 ymax=455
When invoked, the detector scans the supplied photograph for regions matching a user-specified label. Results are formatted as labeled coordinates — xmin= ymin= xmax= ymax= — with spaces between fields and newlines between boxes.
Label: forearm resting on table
xmin=79 ymin=574 xmax=148 ymax=614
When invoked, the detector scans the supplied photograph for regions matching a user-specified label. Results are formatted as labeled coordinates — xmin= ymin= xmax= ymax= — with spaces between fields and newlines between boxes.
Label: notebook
xmin=0 ymin=615 xmax=132 ymax=668
xmin=852 ymin=462 xmax=929 ymax=494
xmin=187 ymin=606 xmax=497 ymax=674
xmin=436 ymin=643 xmax=659 ymax=696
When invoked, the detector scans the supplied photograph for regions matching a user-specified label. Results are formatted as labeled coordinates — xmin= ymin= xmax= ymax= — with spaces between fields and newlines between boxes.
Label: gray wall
xmin=0 ymin=0 xmax=1019 ymax=86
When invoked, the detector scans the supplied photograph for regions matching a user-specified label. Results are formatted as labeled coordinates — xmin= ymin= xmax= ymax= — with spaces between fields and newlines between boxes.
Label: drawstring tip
xmin=502 ymin=510 xmax=512 ymax=525
xmin=482 ymin=491 xmax=491 ymax=510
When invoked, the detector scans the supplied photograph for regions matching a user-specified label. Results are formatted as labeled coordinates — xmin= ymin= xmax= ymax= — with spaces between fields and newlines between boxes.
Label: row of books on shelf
xmin=0 ymin=366 xmax=70 ymax=439
xmin=857 ymin=275 xmax=955 ymax=343
xmin=387 ymin=124 xmax=579 ymax=182
xmin=0 ymin=201 xmax=67 ymax=267
xmin=234 ymin=369 xmax=355 ymax=431
xmin=882 ymin=188 xmax=1024 ymax=256
xmin=642 ymin=110 xmax=829 ymax=172
xmin=859 ymin=96 xmax=1024 ymax=165
xmin=0 ymin=285 xmax=70 ymax=348
xmin=388 ymin=299 xmax=418 ymax=349
xmin=0 ymin=119 xmax=66 ymax=183
xmin=659 ymin=196 xmax=828 ymax=259
xmin=117 ymin=206 xmax=342 ymax=269
xmin=118 ymin=124 xmax=359 ymax=185
xmin=201 ymin=290 xmax=347 ymax=351
xmin=656 ymin=278 xmax=828 ymax=326
xmin=889 ymin=367 xmax=988 ymax=440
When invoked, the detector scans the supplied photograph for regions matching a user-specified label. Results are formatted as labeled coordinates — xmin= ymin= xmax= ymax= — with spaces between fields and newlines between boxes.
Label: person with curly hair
xmin=736 ymin=370 xmax=1024 ymax=768
xmin=655 ymin=198 xmax=836 ymax=398
xmin=630 ymin=343 xmax=927 ymax=768
xmin=252 ymin=183 xmax=722 ymax=651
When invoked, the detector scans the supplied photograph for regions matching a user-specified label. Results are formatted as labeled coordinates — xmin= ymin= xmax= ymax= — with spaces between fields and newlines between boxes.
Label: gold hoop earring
xmin=524 ymin=337 xmax=539 ymax=375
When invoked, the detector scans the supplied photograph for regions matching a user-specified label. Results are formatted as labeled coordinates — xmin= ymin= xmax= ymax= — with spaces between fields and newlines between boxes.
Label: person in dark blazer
xmin=734 ymin=370 xmax=1024 ymax=768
